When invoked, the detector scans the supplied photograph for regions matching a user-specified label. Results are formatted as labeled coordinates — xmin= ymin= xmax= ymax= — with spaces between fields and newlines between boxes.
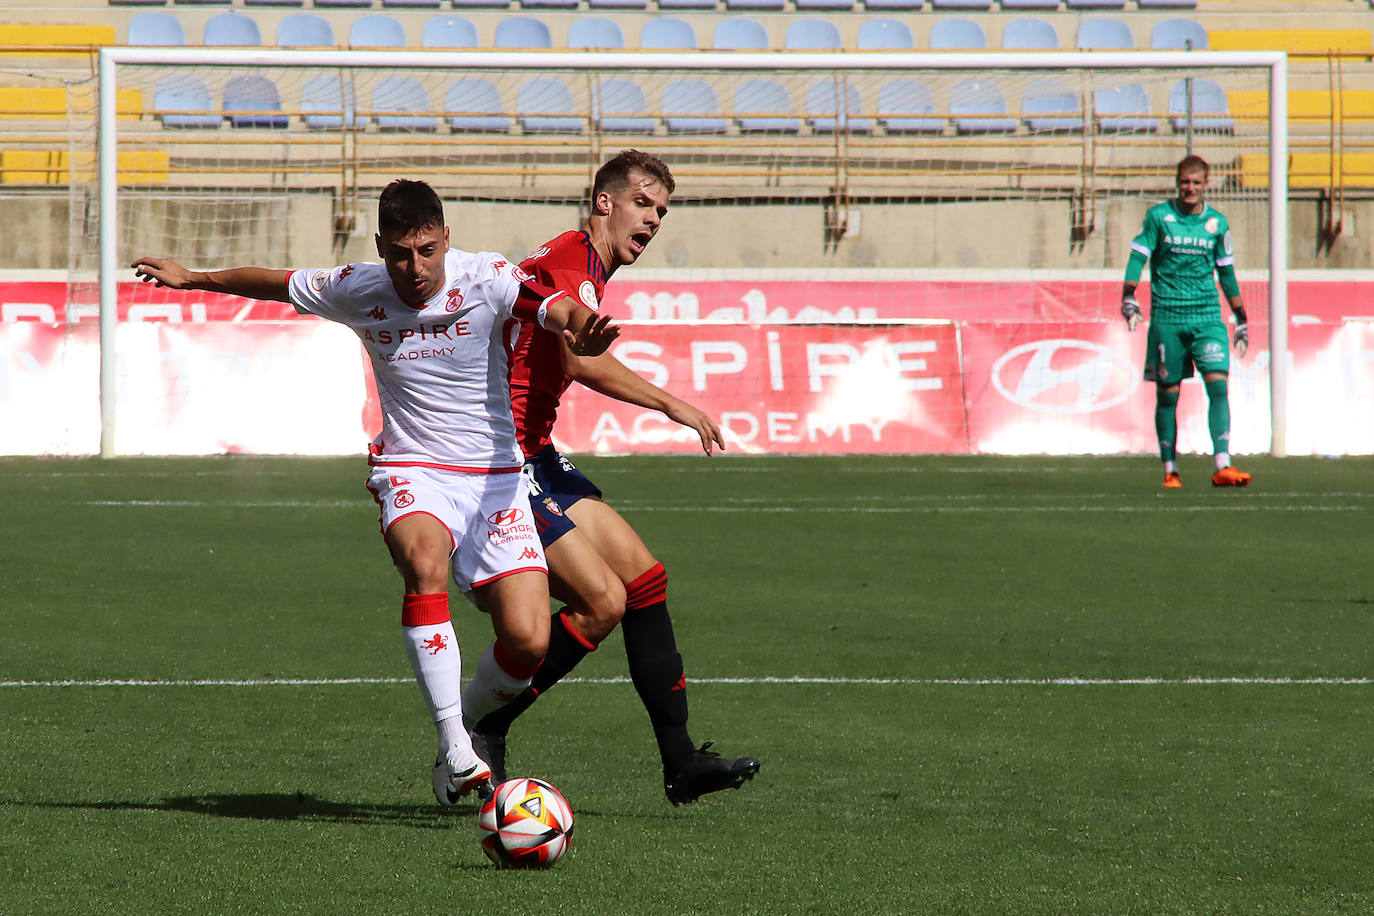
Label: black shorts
xmin=523 ymin=445 xmax=602 ymax=548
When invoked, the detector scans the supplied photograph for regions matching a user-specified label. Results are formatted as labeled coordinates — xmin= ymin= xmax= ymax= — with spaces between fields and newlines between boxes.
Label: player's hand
xmin=1233 ymin=322 xmax=1248 ymax=358
xmin=131 ymin=256 xmax=196 ymax=290
xmin=1121 ymin=296 xmax=1143 ymax=332
xmin=664 ymin=399 xmax=726 ymax=455
xmin=563 ymin=311 xmax=620 ymax=357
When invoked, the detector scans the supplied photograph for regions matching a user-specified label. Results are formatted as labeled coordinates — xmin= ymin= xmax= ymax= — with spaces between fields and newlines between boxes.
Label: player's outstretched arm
xmin=131 ymin=257 xmax=292 ymax=303
xmin=564 ymin=348 xmax=725 ymax=455
xmin=539 ymin=298 xmax=620 ymax=357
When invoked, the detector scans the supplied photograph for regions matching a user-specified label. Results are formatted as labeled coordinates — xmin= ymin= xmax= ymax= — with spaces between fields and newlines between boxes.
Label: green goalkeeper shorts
xmin=1143 ymin=320 xmax=1230 ymax=384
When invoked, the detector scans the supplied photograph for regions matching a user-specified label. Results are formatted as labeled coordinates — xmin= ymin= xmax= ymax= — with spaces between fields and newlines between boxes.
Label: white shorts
xmin=366 ymin=464 xmax=547 ymax=591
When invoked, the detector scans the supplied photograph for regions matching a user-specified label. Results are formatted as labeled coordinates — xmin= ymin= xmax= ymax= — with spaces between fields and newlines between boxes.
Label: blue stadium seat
xmin=876 ymin=80 xmax=943 ymax=133
xmin=524 ymin=0 xmax=579 ymax=10
xmin=349 ymin=15 xmax=407 ymax=48
xmin=589 ymin=0 xmax=647 ymax=9
xmin=735 ymin=79 xmax=799 ymax=132
xmin=727 ymin=0 xmax=784 ymax=9
xmin=316 ymin=0 xmax=372 ymax=8
xmin=950 ymin=79 xmax=1018 ymax=133
xmin=384 ymin=0 xmax=443 ymax=8
xmin=445 ymin=78 xmax=508 ymax=131
xmin=1001 ymin=17 xmax=1059 ymax=49
xmin=204 ymin=12 xmax=261 ymax=46
xmin=1066 ymin=0 xmax=1124 ymax=10
xmin=276 ymin=14 xmax=334 ymax=47
xmin=518 ymin=78 xmax=582 ymax=133
xmin=1168 ymin=79 xmax=1233 ymax=132
xmin=596 ymin=78 xmax=656 ymax=131
xmin=857 ymin=19 xmax=914 ymax=50
xmin=931 ymin=18 xmax=987 ymax=50
xmin=422 ymin=17 xmax=478 ymax=48
xmin=448 ymin=0 xmax=508 ymax=8
xmin=806 ymin=80 xmax=873 ymax=133
xmin=1021 ymin=78 xmax=1084 ymax=132
xmin=785 ymin=19 xmax=842 ymax=50
xmin=1138 ymin=0 xmax=1196 ymax=10
xmin=1095 ymin=85 xmax=1157 ymax=132
xmin=713 ymin=18 xmax=769 ymax=50
xmin=1150 ymin=19 xmax=1208 ymax=51
xmin=796 ymin=0 xmax=856 ymax=10
xmin=224 ymin=75 xmax=288 ymax=128
xmin=128 ymin=12 xmax=186 ymax=46
xmin=1076 ymin=18 xmax=1132 ymax=50
xmin=115 ymin=0 xmax=176 ymax=7
xmin=658 ymin=0 xmax=717 ymax=9
xmin=662 ymin=79 xmax=729 ymax=132
xmin=373 ymin=76 xmax=438 ymax=130
xmin=863 ymin=0 xmax=924 ymax=9
xmin=640 ymin=19 xmax=697 ymax=49
xmin=568 ymin=18 xmax=625 ymax=49
xmin=1000 ymin=0 xmax=1059 ymax=10
xmin=245 ymin=0 xmax=304 ymax=8
xmin=155 ymin=74 xmax=221 ymax=128
xmin=301 ymin=74 xmax=364 ymax=129
xmin=931 ymin=0 xmax=990 ymax=10
xmin=494 ymin=18 xmax=552 ymax=49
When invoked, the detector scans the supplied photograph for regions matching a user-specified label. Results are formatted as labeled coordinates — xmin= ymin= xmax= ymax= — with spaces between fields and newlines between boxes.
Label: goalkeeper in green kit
xmin=1121 ymin=154 xmax=1251 ymax=488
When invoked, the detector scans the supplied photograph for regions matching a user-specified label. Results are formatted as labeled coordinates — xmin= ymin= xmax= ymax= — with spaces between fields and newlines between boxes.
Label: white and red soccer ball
xmin=477 ymin=777 xmax=574 ymax=869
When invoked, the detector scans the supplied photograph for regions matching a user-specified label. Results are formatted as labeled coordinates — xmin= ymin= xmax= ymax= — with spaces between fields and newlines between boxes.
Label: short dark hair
xmin=592 ymin=149 xmax=676 ymax=200
xmin=1176 ymin=154 xmax=1209 ymax=179
xmin=378 ymin=179 xmax=445 ymax=236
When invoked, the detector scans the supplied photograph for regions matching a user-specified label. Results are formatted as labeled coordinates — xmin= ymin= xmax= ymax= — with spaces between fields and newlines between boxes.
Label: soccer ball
xmin=477 ymin=777 xmax=574 ymax=869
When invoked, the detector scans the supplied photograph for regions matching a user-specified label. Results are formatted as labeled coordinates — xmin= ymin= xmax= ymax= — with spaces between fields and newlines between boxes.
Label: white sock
xmin=461 ymin=643 xmax=535 ymax=723
xmin=1214 ymin=452 xmax=1230 ymax=471
xmin=401 ymin=610 xmax=472 ymax=757
xmin=1164 ymin=460 xmax=1179 ymax=474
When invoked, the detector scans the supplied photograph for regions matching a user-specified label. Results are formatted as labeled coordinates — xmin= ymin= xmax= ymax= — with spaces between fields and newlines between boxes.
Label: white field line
xmin=3 ymin=676 xmax=1372 ymax=688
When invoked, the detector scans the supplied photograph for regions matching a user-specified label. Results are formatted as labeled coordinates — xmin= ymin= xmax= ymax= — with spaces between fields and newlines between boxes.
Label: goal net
xmin=62 ymin=48 xmax=1287 ymax=457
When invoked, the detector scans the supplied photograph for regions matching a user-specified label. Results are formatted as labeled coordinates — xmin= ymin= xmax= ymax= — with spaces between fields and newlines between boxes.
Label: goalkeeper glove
xmin=1233 ymin=322 xmax=1248 ymax=358
xmin=1121 ymin=296 xmax=1142 ymax=332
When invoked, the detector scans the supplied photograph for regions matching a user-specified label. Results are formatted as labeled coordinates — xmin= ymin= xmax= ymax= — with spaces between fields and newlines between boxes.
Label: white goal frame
xmin=95 ymin=47 xmax=1290 ymax=457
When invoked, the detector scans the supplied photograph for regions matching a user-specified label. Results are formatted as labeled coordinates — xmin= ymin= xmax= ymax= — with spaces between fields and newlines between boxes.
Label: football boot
xmin=1211 ymin=466 xmax=1251 ymax=487
xmin=664 ymin=742 xmax=761 ymax=806
xmin=432 ymin=746 xmax=493 ymax=805
xmin=1162 ymin=472 xmax=1182 ymax=489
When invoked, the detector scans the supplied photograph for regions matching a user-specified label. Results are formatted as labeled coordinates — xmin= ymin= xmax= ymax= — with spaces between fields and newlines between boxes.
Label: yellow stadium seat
xmin=0 ymin=86 xmax=142 ymax=120
xmin=0 ymin=149 xmax=169 ymax=185
xmin=1237 ymin=152 xmax=1374 ymax=189
xmin=0 ymin=24 xmax=116 ymax=57
xmin=1209 ymin=29 xmax=1372 ymax=56
xmin=1229 ymin=89 xmax=1374 ymax=124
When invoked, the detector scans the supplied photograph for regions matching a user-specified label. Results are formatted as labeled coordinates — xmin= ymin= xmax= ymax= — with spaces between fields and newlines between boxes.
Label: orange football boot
xmin=1162 ymin=472 xmax=1182 ymax=489
xmin=1211 ymin=466 xmax=1251 ymax=487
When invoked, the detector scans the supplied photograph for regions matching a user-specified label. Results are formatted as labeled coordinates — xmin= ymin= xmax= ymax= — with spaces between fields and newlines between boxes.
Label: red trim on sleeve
xmin=402 ymin=593 xmax=451 ymax=627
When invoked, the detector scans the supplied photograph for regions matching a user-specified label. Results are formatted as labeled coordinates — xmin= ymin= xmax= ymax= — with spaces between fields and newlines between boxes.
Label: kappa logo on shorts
xmin=488 ymin=508 xmax=525 ymax=526
xmin=520 ymin=547 xmax=541 ymax=560
xmin=393 ymin=490 xmax=414 ymax=509
xmin=420 ymin=633 xmax=447 ymax=654
xmin=542 ymin=497 xmax=564 ymax=517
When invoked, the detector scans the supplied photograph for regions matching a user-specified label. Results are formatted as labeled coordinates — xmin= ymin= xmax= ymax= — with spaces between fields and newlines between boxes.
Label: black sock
xmin=622 ymin=600 xmax=695 ymax=769
xmin=476 ymin=611 xmax=592 ymax=736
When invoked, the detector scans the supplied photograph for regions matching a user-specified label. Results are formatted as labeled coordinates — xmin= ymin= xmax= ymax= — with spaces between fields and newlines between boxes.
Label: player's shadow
xmin=20 ymin=793 xmax=469 ymax=828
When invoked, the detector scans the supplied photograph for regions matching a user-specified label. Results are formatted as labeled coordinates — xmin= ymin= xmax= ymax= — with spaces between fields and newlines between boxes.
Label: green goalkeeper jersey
xmin=1129 ymin=199 xmax=1234 ymax=325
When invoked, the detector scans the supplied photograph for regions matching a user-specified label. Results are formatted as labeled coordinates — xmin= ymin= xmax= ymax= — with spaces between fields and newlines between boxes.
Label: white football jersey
xmin=288 ymin=249 xmax=551 ymax=471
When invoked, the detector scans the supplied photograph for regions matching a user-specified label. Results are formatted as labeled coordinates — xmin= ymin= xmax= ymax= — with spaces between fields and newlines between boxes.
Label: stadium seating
xmin=1095 ymin=84 xmax=1157 ymax=132
xmin=568 ymin=18 xmax=625 ymax=49
xmin=1168 ymin=78 xmax=1234 ymax=133
xmin=1208 ymin=30 xmax=1372 ymax=55
xmin=525 ymin=0 xmax=580 ymax=11
xmin=1066 ymin=0 xmax=1126 ymax=9
xmin=1076 ymin=18 xmax=1133 ymax=50
xmin=445 ymin=77 xmax=508 ymax=130
xmin=735 ymin=79 xmax=800 ymax=132
xmin=659 ymin=0 xmax=718 ymax=10
xmin=245 ymin=0 xmax=306 ymax=8
xmin=301 ymin=73 xmax=363 ymax=129
xmin=595 ymin=78 xmax=655 ymax=131
xmin=1001 ymin=17 xmax=1059 ymax=49
xmin=1000 ymin=0 xmax=1060 ymax=11
xmin=662 ymin=79 xmax=729 ymax=132
xmin=494 ymin=17 xmax=553 ymax=49
xmin=372 ymin=76 xmax=438 ymax=130
xmin=727 ymin=0 xmax=786 ymax=11
xmin=1137 ymin=0 xmax=1196 ymax=10
xmin=795 ymin=0 xmax=857 ymax=11
xmin=1150 ymin=19 xmax=1208 ymax=51
xmin=276 ymin=14 xmax=333 ymax=47
xmin=950 ymin=79 xmax=1018 ymax=132
xmin=805 ymin=80 xmax=873 ymax=133
xmin=204 ymin=12 xmax=262 ymax=47
xmin=589 ymin=0 xmax=648 ymax=9
xmin=384 ymin=0 xmax=443 ymax=8
xmin=785 ymin=19 xmax=843 ymax=50
xmin=421 ymin=17 xmax=478 ymax=48
xmin=447 ymin=0 xmax=508 ymax=8
xmin=713 ymin=18 xmax=769 ymax=50
xmin=931 ymin=0 xmax=990 ymax=11
xmin=349 ymin=15 xmax=406 ymax=48
xmin=931 ymin=18 xmax=988 ymax=50
xmin=1021 ymin=78 xmax=1084 ymax=132
xmin=876 ymin=79 xmax=943 ymax=133
xmin=154 ymin=74 xmax=221 ymax=128
xmin=640 ymin=19 xmax=697 ymax=50
xmin=517 ymin=77 xmax=582 ymax=132
xmin=0 ymin=24 xmax=116 ymax=56
xmin=224 ymin=75 xmax=289 ymax=128
xmin=863 ymin=0 xmax=925 ymax=11
xmin=128 ymin=12 xmax=186 ymax=47
xmin=0 ymin=86 xmax=79 ymax=121
xmin=856 ymin=19 xmax=914 ymax=50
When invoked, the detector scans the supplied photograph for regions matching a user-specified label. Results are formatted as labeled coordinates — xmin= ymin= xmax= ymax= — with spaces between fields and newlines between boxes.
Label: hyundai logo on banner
xmin=991 ymin=339 xmax=1138 ymax=414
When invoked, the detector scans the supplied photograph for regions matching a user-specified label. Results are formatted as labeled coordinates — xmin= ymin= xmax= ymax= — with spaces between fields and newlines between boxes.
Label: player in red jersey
xmin=132 ymin=179 xmax=619 ymax=806
xmin=464 ymin=150 xmax=760 ymax=806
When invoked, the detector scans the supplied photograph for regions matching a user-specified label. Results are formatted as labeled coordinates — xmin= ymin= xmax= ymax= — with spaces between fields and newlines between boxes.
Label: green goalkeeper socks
xmin=1205 ymin=377 xmax=1231 ymax=455
xmin=1155 ymin=387 xmax=1180 ymax=463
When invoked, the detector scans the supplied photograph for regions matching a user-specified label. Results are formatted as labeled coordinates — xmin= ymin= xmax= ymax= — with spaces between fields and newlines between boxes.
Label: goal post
xmin=87 ymin=47 xmax=1290 ymax=457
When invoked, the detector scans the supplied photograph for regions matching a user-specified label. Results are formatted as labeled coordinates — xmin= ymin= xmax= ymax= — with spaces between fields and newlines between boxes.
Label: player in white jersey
xmin=131 ymin=179 xmax=619 ymax=805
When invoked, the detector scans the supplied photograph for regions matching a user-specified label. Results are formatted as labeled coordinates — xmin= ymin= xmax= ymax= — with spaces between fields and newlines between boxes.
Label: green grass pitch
xmin=2 ymin=454 xmax=1372 ymax=914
